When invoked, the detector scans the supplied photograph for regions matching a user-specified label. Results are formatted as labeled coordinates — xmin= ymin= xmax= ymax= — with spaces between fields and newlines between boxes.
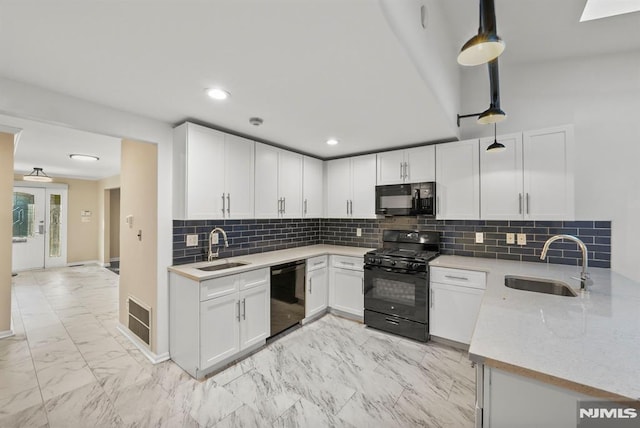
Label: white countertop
xmin=430 ymin=255 xmax=640 ymax=400
xmin=168 ymin=244 xmax=372 ymax=281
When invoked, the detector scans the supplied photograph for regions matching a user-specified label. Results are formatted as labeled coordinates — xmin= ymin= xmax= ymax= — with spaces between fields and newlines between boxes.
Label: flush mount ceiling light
xmin=206 ymin=88 xmax=230 ymax=100
xmin=69 ymin=154 xmax=99 ymax=161
xmin=580 ymin=0 xmax=640 ymax=22
xmin=326 ymin=138 xmax=339 ymax=146
xmin=486 ymin=124 xmax=506 ymax=152
xmin=23 ymin=167 xmax=53 ymax=182
xmin=457 ymin=0 xmax=505 ymax=66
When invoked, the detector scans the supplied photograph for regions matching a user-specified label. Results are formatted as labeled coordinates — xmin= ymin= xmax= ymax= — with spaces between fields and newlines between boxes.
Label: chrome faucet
xmin=208 ymin=227 xmax=229 ymax=261
xmin=540 ymin=234 xmax=591 ymax=290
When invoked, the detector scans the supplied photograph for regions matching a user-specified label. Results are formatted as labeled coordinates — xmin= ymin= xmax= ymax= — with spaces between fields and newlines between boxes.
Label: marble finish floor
xmin=1 ymin=265 xmax=475 ymax=427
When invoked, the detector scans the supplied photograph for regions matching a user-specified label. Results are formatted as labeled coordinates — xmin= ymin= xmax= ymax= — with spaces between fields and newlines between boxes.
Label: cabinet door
xmin=405 ymin=145 xmax=436 ymax=183
xmin=302 ymin=156 xmax=323 ymax=218
xmin=351 ymin=154 xmax=377 ymax=219
xmin=429 ymin=282 xmax=484 ymax=345
xmin=278 ymin=150 xmax=303 ymax=218
xmin=326 ymin=158 xmax=352 ymax=218
xmin=254 ymin=143 xmax=280 ymax=218
xmin=480 ymin=133 xmax=524 ymax=220
xmin=330 ymin=267 xmax=364 ymax=317
xmin=200 ymin=293 xmax=240 ymax=369
xmin=239 ymin=284 xmax=270 ymax=349
xmin=376 ymin=150 xmax=405 ymax=185
xmin=186 ymin=125 xmax=225 ymax=219
xmin=435 ymin=140 xmax=480 ymax=219
xmin=523 ymin=126 xmax=575 ymax=220
xmin=224 ymin=134 xmax=255 ymax=219
xmin=306 ymin=267 xmax=328 ymax=318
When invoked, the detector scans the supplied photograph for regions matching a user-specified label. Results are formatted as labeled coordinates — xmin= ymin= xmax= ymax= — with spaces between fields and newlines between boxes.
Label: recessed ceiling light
xmin=326 ymin=139 xmax=339 ymax=146
xmin=580 ymin=0 xmax=640 ymax=22
xmin=69 ymin=154 xmax=99 ymax=161
xmin=206 ymin=88 xmax=230 ymax=100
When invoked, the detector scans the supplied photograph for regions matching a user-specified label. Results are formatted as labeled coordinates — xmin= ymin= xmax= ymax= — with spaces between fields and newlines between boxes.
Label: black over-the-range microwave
xmin=375 ymin=182 xmax=436 ymax=217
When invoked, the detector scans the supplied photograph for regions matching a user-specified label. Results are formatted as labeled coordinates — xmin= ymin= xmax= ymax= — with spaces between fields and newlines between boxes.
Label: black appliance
xmin=364 ymin=230 xmax=440 ymax=342
xmin=375 ymin=182 xmax=436 ymax=217
xmin=270 ymin=260 xmax=306 ymax=337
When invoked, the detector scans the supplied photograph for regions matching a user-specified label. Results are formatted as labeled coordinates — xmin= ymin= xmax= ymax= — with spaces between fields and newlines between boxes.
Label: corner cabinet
xmin=329 ymin=255 xmax=364 ymax=319
xmin=169 ymin=268 xmax=270 ymax=379
xmin=173 ymin=122 xmax=255 ymax=220
xmin=377 ymin=145 xmax=435 ymax=185
xmin=325 ymin=154 xmax=376 ymax=218
xmin=254 ymin=143 xmax=303 ymax=218
xmin=435 ymin=139 xmax=480 ymax=220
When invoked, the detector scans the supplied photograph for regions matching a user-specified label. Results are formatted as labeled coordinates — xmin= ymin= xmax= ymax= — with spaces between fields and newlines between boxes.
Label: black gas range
xmin=363 ymin=230 xmax=440 ymax=342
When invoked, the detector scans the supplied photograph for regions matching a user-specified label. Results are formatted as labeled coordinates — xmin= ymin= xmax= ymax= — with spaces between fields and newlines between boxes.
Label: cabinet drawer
xmin=200 ymin=275 xmax=239 ymax=301
xmin=430 ymin=267 xmax=486 ymax=290
xmin=332 ymin=255 xmax=363 ymax=271
xmin=307 ymin=256 xmax=328 ymax=272
xmin=239 ymin=268 xmax=269 ymax=290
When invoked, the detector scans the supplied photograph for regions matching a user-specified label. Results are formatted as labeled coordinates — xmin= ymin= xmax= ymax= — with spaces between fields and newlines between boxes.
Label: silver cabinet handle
xmin=350 ymin=200 xmax=353 ymax=215
xmin=445 ymin=275 xmax=469 ymax=281
xmin=227 ymin=194 xmax=230 ymax=215
xmin=346 ymin=200 xmax=349 ymax=215
xmin=236 ymin=300 xmax=241 ymax=321
xmin=430 ymin=288 xmax=434 ymax=308
xmin=242 ymin=298 xmax=246 ymax=320
xmin=404 ymin=162 xmax=409 ymax=180
xmin=309 ymin=277 xmax=312 ymax=294
xmin=361 ymin=277 xmax=364 ymax=294
xmin=385 ymin=318 xmax=399 ymax=326
xmin=222 ymin=193 xmax=226 ymax=215
xmin=400 ymin=162 xmax=403 ymax=179
xmin=283 ymin=197 xmax=286 ymax=214
xmin=519 ymin=193 xmax=523 ymax=214
xmin=278 ymin=198 xmax=283 ymax=214
xmin=436 ymin=196 xmax=440 ymax=214
xmin=526 ymin=193 xmax=530 ymax=215
xmin=304 ymin=199 xmax=308 ymax=215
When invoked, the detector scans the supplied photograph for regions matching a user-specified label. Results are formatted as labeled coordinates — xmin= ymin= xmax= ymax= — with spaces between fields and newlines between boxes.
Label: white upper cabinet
xmin=174 ymin=122 xmax=254 ymax=220
xmin=480 ymin=125 xmax=575 ymax=220
xmin=522 ymin=126 xmax=575 ymax=220
xmin=254 ymin=142 xmax=303 ymax=218
xmin=435 ymin=139 xmax=480 ymax=220
xmin=480 ymin=133 xmax=524 ymax=220
xmin=302 ymin=156 xmax=323 ymax=218
xmin=326 ymin=154 xmax=376 ymax=218
xmin=377 ymin=146 xmax=435 ymax=185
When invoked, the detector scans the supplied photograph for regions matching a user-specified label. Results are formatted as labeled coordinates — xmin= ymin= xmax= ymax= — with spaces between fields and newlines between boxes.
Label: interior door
xmin=12 ymin=187 xmax=46 ymax=271
xmin=45 ymin=188 xmax=68 ymax=267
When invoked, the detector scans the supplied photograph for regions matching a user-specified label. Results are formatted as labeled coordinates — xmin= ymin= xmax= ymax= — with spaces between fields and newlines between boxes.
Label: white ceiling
xmin=0 ymin=0 xmax=639 ymax=178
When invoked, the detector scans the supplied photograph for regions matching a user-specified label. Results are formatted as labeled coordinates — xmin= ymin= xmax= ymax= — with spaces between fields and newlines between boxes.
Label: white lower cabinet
xmin=306 ymin=256 xmax=328 ymax=319
xmin=169 ymin=268 xmax=269 ymax=379
xmin=429 ymin=267 xmax=486 ymax=345
xmin=329 ymin=256 xmax=364 ymax=318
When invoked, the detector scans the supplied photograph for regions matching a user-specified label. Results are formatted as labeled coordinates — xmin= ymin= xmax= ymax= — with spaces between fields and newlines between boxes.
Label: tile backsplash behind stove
xmin=172 ymin=217 xmax=611 ymax=268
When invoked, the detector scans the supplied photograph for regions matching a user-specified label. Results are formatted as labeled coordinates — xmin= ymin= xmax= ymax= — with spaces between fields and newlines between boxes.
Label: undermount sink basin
xmin=197 ymin=262 xmax=249 ymax=272
xmin=504 ymin=275 xmax=577 ymax=297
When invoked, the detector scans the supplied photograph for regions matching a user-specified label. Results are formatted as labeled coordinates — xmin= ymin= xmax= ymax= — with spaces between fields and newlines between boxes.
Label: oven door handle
xmin=385 ymin=318 xmax=400 ymax=326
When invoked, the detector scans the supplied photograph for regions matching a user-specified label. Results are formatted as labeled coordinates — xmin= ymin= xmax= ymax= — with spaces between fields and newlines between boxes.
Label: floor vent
xmin=128 ymin=297 xmax=151 ymax=346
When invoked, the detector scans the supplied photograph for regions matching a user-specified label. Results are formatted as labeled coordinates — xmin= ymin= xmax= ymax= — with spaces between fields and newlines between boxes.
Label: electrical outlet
xmin=506 ymin=233 xmax=515 ymax=244
xmin=517 ymin=233 xmax=527 ymax=245
xmin=475 ymin=232 xmax=484 ymax=244
xmin=356 ymin=228 xmax=362 ymax=237
xmin=211 ymin=232 xmax=219 ymax=245
xmin=186 ymin=234 xmax=198 ymax=247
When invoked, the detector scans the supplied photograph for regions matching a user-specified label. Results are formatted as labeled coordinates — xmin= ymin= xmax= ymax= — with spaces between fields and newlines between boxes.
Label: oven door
xmin=364 ymin=265 xmax=428 ymax=322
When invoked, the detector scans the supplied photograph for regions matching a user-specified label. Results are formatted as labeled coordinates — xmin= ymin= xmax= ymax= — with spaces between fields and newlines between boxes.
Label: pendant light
xmin=486 ymin=123 xmax=506 ymax=152
xmin=23 ymin=167 xmax=53 ymax=182
xmin=478 ymin=58 xmax=506 ymax=124
xmin=457 ymin=0 xmax=505 ymax=66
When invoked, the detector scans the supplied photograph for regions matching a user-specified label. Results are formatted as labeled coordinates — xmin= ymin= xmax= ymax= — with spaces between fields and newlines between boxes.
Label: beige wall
xmin=109 ymin=188 xmax=120 ymax=259
xmin=1 ymin=133 xmax=14 ymax=332
xmin=97 ymin=175 xmax=120 ymax=265
xmin=119 ymin=140 xmax=158 ymax=351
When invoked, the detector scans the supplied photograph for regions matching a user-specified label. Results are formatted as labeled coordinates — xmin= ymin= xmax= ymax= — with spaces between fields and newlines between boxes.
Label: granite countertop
xmin=168 ymin=244 xmax=372 ymax=281
xmin=430 ymin=255 xmax=640 ymax=400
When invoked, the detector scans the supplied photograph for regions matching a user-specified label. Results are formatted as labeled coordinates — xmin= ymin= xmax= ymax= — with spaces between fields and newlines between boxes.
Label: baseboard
xmin=66 ymin=260 xmax=101 ymax=267
xmin=116 ymin=323 xmax=170 ymax=364
xmin=328 ymin=308 xmax=364 ymax=323
xmin=110 ymin=257 xmax=120 ymax=262
xmin=0 ymin=329 xmax=15 ymax=340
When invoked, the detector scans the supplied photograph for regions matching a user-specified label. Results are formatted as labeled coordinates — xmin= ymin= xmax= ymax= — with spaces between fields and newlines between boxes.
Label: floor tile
xmin=36 ymin=360 xmax=97 ymax=401
xmin=274 ymin=397 xmax=355 ymax=428
xmin=0 ymin=358 xmax=39 ymax=401
xmin=0 ymin=403 xmax=49 ymax=428
xmin=44 ymin=382 xmax=123 ymax=428
xmin=0 ymin=386 xmax=43 ymax=419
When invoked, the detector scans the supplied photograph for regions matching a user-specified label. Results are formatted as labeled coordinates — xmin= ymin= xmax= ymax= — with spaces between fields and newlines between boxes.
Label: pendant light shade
xmin=486 ymin=124 xmax=506 ymax=152
xmin=23 ymin=167 xmax=53 ymax=182
xmin=477 ymin=106 xmax=506 ymax=124
xmin=458 ymin=0 xmax=505 ymax=66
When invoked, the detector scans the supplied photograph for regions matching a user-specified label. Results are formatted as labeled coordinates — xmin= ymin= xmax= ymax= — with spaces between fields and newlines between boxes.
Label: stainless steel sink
xmin=504 ymin=275 xmax=577 ymax=297
xmin=197 ymin=262 xmax=249 ymax=272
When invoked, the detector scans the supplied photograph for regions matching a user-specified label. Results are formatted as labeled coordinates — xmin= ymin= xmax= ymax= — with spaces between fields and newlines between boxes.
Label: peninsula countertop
xmin=430 ymin=255 xmax=640 ymax=400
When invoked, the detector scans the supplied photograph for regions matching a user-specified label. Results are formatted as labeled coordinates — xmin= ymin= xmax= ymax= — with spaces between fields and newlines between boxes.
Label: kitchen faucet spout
xmin=540 ymin=234 xmax=591 ymax=290
xmin=208 ymin=227 xmax=229 ymax=261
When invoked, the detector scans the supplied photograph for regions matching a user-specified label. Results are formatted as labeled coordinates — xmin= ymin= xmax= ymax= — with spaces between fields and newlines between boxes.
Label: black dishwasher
xmin=270 ymin=260 xmax=306 ymax=337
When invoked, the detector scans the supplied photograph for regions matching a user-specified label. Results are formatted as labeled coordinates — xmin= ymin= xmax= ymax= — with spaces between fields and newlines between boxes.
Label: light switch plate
xmin=517 ymin=233 xmax=527 ymax=245
xmin=211 ymin=232 xmax=219 ymax=245
xmin=506 ymin=233 xmax=515 ymax=244
xmin=186 ymin=234 xmax=198 ymax=247
xmin=356 ymin=228 xmax=362 ymax=237
xmin=475 ymin=232 xmax=484 ymax=244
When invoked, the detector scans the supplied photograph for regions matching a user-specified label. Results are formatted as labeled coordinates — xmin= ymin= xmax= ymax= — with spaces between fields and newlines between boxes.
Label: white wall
xmin=0 ymin=76 xmax=173 ymax=355
xmin=459 ymin=50 xmax=640 ymax=281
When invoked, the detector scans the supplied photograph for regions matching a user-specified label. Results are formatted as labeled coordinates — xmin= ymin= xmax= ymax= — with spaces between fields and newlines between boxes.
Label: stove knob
xmin=390 ymin=260 xmax=396 ymax=266
xmin=376 ymin=258 xmax=382 ymax=264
